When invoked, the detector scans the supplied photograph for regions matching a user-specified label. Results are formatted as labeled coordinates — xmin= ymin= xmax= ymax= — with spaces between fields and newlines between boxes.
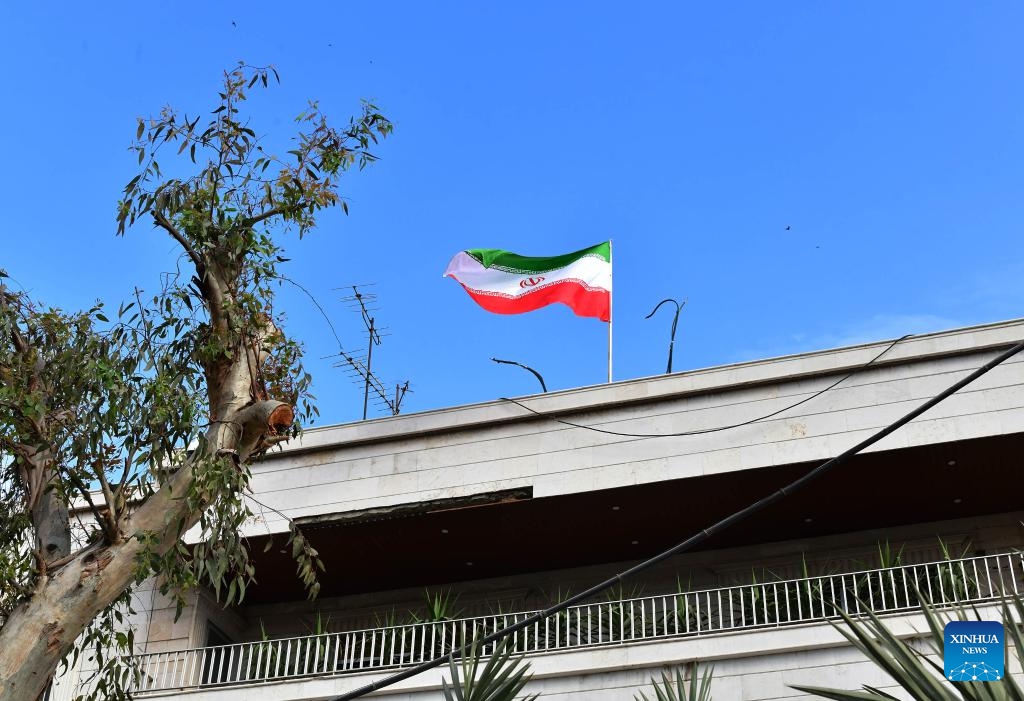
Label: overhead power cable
xmin=330 ymin=336 xmax=1024 ymax=701
xmin=502 ymin=335 xmax=910 ymax=439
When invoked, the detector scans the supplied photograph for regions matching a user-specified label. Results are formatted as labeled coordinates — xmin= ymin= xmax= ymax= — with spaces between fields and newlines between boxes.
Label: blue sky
xmin=2 ymin=2 xmax=1022 ymax=425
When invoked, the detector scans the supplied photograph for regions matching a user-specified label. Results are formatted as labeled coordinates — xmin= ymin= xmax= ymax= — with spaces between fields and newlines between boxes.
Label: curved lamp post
xmin=490 ymin=357 xmax=548 ymax=393
xmin=645 ymin=298 xmax=686 ymax=374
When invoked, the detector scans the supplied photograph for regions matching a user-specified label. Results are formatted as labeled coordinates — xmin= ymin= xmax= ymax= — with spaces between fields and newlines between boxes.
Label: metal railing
xmin=123 ymin=552 xmax=1023 ymax=693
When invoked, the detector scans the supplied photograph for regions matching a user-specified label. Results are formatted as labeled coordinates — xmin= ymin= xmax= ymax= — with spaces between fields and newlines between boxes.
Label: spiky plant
xmin=635 ymin=662 xmax=715 ymax=701
xmin=441 ymin=639 xmax=539 ymax=701
xmin=792 ymin=595 xmax=1024 ymax=700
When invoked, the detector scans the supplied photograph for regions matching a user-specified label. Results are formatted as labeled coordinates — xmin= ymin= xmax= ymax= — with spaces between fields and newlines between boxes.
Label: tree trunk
xmin=29 ymin=448 xmax=70 ymax=565
xmin=0 ymin=399 xmax=292 ymax=701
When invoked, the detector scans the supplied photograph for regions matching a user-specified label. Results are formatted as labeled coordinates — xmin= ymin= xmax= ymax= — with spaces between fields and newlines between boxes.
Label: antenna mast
xmin=334 ymin=284 xmax=411 ymax=419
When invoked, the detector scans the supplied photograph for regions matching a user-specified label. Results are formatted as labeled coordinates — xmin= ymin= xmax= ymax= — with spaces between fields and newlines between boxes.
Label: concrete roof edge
xmin=262 ymin=317 xmax=1024 ymax=457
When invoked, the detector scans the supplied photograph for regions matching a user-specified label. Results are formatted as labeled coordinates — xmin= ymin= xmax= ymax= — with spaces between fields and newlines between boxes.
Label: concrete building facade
xmin=57 ymin=318 xmax=1024 ymax=700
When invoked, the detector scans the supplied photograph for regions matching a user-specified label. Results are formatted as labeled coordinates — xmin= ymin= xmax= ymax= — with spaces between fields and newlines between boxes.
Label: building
xmin=58 ymin=318 xmax=1024 ymax=700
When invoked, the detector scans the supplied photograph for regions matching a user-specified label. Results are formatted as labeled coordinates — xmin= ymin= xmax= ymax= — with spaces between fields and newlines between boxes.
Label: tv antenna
xmin=332 ymin=284 xmax=411 ymax=419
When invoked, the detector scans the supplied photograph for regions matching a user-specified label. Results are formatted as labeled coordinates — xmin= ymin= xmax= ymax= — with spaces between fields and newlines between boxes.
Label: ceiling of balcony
xmin=242 ymin=432 xmax=1023 ymax=604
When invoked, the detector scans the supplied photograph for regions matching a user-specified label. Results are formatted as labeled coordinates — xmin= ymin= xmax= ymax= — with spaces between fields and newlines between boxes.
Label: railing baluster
xmin=158 ymin=652 xmax=169 ymax=691
xmin=180 ymin=646 xmax=193 ymax=687
xmin=739 ymin=587 xmax=746 ymax=629
xmin=994 ymin=555 xmax=1007 ymax=596
xmin=772 ymin=584 xmax=779 ymax=625
xmin=794 ymin=579 xmax=803 ymax=620
xmin=146 ymin=653 xmax=158 ymax=691
xmin=937 ymin=562 xmax=947 ymax=604
xmin=586 ymin=605 xmax=593 ymax=645
xmin=170 ymin=650 xmax=183 ymax=688
xmin=342 ymin=632 xmax=352 ymax=671
xmin=142 ymin=650 xmax=155 ymax=687
xmin=252 ymin=640 xmax=264 ymax=683
xmin=1012 ymin=553 xmax=1022 ymax=594
xmin=161 ymin=650 xmax=172 ymax=687
xmin=761 ymin=584 xmax=768 ymax=625
xmin=215 ymin=645 xmax=226 ymax=684
xmin=186 ymin=646 xmax=197 ymax=687
xmin=143 ymin=653 xmax=155 ymax=692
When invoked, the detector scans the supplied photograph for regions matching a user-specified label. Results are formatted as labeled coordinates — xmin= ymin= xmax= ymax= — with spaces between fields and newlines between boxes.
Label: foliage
xmin=635 ymin=662 xmax=715 ymax=701
xmin=791 ymin=594 xmax=1024 ymax=700
xmin=69 ymin=592 xmax=144 ymax=701
xmin=412 ymin=589 xmax=464 ymax=624
xmin=441 ymin=639 xmax=539 ymax=701
xmin=0 ymin=61 xmax=391 ymax=701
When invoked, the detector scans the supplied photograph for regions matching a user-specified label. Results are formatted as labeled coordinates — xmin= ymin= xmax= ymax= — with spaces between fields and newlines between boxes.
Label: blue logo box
xmin=944 ymin=620 xmax=1004 ymax=682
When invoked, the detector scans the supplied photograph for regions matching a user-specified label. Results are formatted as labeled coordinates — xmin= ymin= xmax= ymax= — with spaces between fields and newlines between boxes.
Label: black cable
xmin=330 ymin=336 xmax=1024 ymax=701
xmin=502 ymin=335 xmax=910 ymax=439
xmin=270 ymin=273 xmax=346 ymax=352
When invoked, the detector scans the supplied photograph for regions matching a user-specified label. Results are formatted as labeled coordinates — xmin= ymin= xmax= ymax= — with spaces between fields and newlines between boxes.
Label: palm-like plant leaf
xmin=792 ymin=593 xmax=1024 ymax=701
xmin=440 ymin=638 xmax=538 ymax=701
xmin=635 ymin=662 xmax=714 ymax=701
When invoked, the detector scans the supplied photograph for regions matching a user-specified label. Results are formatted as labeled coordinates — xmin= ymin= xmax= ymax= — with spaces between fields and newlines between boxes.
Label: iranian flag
xmin=444 ymin=242 xmax=612 ymax=321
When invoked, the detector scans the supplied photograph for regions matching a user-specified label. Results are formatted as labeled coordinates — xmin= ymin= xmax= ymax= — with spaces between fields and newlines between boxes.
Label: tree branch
xmin=153 ymin=210 xmax=203 ymax=272
xmin=65 ymin=471 xmax=115 ymax=545
xmin=240 ymin=205 xmax=286 ymax=229
xmin=92 ymin=463 xmax=120 ymax=543
xmin=232 ymin=400 xmax=294 ymax=460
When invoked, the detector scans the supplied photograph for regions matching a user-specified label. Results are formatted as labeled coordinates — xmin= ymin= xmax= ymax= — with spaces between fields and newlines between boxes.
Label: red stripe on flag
xmin=457 ymin=281 xmax=610 ymax=321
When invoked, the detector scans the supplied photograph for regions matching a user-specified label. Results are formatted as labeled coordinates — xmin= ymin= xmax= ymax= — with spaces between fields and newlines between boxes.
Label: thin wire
xmin=501 ymin=335 xmax=911 ymax=439
xmin=270 ymin=273 xmax=345 ymax=351
xmin=330 ymin=336 xmax=1024 ymax=701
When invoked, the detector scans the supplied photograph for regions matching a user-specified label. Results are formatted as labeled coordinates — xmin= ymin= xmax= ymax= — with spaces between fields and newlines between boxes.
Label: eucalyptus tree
xmin=0 ymin=63 xmax=391 ymax=701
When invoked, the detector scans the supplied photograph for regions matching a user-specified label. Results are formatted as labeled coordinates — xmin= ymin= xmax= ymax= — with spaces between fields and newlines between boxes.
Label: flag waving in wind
xmin=443 ymin=242 xmax=612 ymax=321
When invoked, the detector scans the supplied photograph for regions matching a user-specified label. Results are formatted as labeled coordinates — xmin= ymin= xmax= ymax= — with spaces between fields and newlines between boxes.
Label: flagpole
xmin=607 ymin=239 xmax=613 ymax=383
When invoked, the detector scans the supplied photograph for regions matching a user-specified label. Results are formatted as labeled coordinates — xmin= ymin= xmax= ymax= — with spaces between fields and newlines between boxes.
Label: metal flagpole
xmin=607 ymin=239 xmax=613 ymax=383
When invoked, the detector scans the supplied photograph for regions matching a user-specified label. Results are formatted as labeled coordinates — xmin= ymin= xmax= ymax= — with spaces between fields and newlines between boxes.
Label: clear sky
xmin=2 ymin=2 xmax=1022 ymax=425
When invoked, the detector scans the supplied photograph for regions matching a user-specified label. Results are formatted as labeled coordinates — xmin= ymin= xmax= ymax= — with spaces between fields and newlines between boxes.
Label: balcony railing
xmin=122 ymin=552 xmax=1022 ymax=694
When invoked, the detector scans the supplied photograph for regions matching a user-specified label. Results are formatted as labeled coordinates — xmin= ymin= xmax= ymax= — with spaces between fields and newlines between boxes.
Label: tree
xmin=0 ymin=63 xmax=392 ymax=701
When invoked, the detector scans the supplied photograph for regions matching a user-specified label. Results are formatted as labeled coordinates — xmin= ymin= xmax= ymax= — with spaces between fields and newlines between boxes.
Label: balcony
xmin=121 ymin=552 xmax=1023 ymax=695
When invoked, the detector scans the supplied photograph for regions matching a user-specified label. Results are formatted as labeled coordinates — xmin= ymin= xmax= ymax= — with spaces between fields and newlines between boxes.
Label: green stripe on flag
xmin=467 ymin=241 xmax=610 ymax=274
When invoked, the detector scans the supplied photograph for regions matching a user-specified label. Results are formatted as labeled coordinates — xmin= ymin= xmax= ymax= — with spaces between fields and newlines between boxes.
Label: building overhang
xmin=243 ymin=432 xmax=1023 ymax=603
